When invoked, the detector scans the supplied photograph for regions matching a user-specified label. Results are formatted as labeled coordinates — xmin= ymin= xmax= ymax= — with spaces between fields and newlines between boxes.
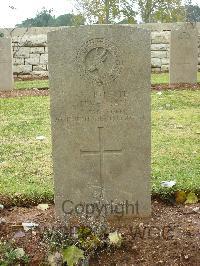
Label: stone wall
xmin=12 ymin=35 xmax=48 ymax=78
xmin=0 ymin=23 xmax=200 ymax=78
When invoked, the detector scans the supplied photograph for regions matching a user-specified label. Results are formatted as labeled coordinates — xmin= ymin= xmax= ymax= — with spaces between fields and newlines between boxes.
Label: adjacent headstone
xmin=170 ymin=24 xmax=198 ymax=84
xmin=0 ymin=37 xmax=14 ymax=91
xmin=48 ymin=25 xmax=151 ymax=219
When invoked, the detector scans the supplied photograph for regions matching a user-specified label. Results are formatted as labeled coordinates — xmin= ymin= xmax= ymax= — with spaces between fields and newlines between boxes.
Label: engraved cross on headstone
xmin=80 ymin=127 xmax=122 ymax=196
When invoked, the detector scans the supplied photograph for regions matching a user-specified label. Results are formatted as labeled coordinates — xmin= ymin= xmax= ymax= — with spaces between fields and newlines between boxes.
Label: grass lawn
xmin=14 ymin=72 xmax=200 ymax=89
xmin=15 ymin=79 xmax=49 ymax=90
xmin=0 ymin=88 xmax=200 ymax=204
xmin=151 ymin=72 xmax=200 ymax=84
xmin=0 ymin=97 xmax=52 ymax=203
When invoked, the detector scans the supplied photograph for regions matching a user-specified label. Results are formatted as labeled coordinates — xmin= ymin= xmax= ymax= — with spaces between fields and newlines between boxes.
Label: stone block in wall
xmin=151 ymin=58 xmax=161 ymax=68
xmin=33 ymin=65 xmax=47 ymax=71
xmin=151 ymin=32 xmax=170 ymax=44
xmin=32 ymin=70 xmax=48 ymax=77
xmin=161 ymin=65 xmax=169 ymax=72
xmin=30 ymin=47 xmax=45 ymax=54
xmin=151 ymin=43 xmax=169 ymax=51
xmin=161 ymin=58 xmax=169 ymax=65
xmin=14 ymin=47 xmax=30 ymax=58
xmin=44 ymin=47 xmax=48 ymax=54
xmin=13 ymin=58 xmax=24 ymax=65
xmin=13 ymin=65 xmax=32 ymax=74
xmin=40 ymin=54 xmax=48 ymax=64
xmin=19 ymin=35 xmax=47 ymax=47
xmin=151 ymin=51 xmax=167 ymax=58
xmin=152 ymin=68 xmax=161 ymax=73
xmin=25 ymin=54 xmax=40 ymax=65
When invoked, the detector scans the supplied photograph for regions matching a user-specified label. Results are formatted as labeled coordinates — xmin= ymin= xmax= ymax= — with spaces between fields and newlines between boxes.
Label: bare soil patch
xmin=0 ymin=88 xmax=49 ymax=98
xmin=0 ymin=201 xmax=199 ymax=265
xmin=151 ymin=82 xmax=200 ymax=91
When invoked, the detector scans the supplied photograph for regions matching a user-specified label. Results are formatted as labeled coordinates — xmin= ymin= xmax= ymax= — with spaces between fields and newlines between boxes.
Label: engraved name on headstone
xmin=48 ymin=26 xmax=151 ymax=219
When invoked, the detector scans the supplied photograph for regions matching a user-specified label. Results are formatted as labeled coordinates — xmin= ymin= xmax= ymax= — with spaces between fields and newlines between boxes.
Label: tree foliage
xmin=54 ymin=14 xmax=85 ymax=26
xmin=153 ymin=0 xmax=185 ymax=22
xmin=16 ymin=8 xmax=85 ymax=27
xmin=75 ymin=0 xmax=137 ymax=24
xmin=75 ymin=0 xmax=186 ymax=24
xmin=16 ymin=8 xmax=55 ymax=27
xmin=185 ymin=4 xmax=200 ymax=22
xmin=16 ymin=0 xmax=196 ymax=27
xmin=138 ymin=0 xmax=185 ymax=23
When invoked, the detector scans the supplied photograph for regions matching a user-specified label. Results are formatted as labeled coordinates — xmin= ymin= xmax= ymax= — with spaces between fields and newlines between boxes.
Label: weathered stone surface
xmin=32 ymin=70 xmax=48 ymax=77
xmin=32 ymin=65 xmax=47 ymax=71
xmin=14 ymin=47 xmax=30 ymax=58
xmin=25 ymin=54 xmax=40 ymax=65
xmin=170 ymin=24 xmax=198 ymax=84
xmin=152 ymin=68 xmax=161 ymax=73
xmin=48 ymin=25 xmax=151 ymax=219
xmin=161 ymin=58 xmax=170 ymax=65
xmin=1 ymin=23 xmax=200 ymax=78
xmin=151 ymin=32 xmax=170 ymax=44
xmin=151 ymin=58 xmax=161 ymax=67
xmin=13 ymin=64 xmax=32 ymax=74
xmin=161 ymin=65 xmax=169 ymax=72
xmin=13 ymin=58 xmax=24 ymax=65
xmin=0 ymin=38 xmax=13 ymax=91
xmin=30 ymin=47 xmax=45 ymax=54
xmin=151 ymin=43 xmax=169 ymax=51
xmin=20 ymin=35 xmax=47 ymax=47
xmin=151 ymin=51 xmax=167 ymax=58
xmin=40 ymin=54 xmax=48 ymax=64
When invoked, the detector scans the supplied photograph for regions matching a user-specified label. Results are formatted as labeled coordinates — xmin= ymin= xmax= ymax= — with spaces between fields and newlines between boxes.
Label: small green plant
xmin=62 ymin=245 xmax=85 ymax=266
xmin=0 ymin=32 xmax=4 ymax=37
xmin=0 ymin=241 xmax=29 ymax=265
xmin=77 ymin=226 xmax=101 ymax=251
xmin=44 ymin=222 xmax=113 ymax=265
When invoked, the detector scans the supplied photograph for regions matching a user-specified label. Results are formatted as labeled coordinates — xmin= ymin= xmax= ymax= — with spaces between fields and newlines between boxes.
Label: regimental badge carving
xmin=76 ymin=38 xmax=122 ymax=85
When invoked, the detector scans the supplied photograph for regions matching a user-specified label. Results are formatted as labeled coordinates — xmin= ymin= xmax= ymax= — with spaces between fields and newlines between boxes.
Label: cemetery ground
xmin=0 ymin=73 xmax=200 ymax=265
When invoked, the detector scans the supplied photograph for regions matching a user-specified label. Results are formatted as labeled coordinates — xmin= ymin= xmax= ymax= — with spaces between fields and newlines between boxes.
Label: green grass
xmin=151 ymin=72 xmax=200 ymax=84
xmin=0 ymin=89 xmax=200 ymax=204
xmin=152 ymin=90 xmax=200 ymax=195
xmin=15 ymin=79 xmax=49 ymax=89
xmin=14 ymin=73 xmax=200 ymax=89
xmin=0 ymin=97 xmax=53 ymax=203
